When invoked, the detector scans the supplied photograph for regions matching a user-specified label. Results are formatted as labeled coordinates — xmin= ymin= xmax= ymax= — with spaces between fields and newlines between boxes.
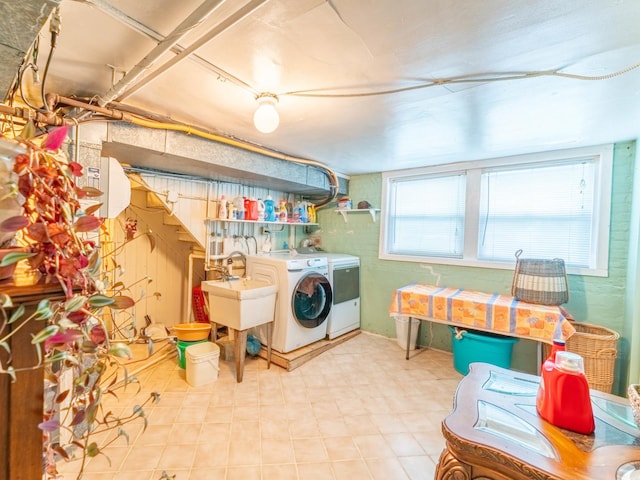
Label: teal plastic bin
xmin=177 ymin=339 xmax=207 ymax=369
xmin=449 ymin=326 xmax=518 ymax=375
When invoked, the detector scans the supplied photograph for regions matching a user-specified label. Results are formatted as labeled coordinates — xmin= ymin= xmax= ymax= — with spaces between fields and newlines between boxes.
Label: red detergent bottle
xmin=536 ymin=349 xmax=595 ymax=435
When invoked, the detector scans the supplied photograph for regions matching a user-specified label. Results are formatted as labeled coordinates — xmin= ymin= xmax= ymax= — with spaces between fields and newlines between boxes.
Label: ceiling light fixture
xmin=253 ymin=93 xmax=279 ymax=133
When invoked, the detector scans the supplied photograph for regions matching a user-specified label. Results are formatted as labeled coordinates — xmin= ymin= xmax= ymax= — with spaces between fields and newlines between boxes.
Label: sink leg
xmin=234 ymin=329 xmax=248 ymax=383
xmin=266 ymin=321 xmax=272 ymax=369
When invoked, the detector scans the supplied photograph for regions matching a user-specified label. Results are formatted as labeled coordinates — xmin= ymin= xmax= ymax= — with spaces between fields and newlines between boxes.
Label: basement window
xmin=379 ymin=145 xmax=613 ymax=276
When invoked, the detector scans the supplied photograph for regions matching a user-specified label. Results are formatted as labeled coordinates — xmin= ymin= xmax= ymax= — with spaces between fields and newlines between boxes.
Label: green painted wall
xmin=316 ymin=141 xmax=635 ymax=395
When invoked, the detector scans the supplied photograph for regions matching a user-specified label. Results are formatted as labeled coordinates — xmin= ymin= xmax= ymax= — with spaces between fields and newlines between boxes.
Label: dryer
xmin=246 ymin=252 xmax=332 ymax=353
xmin=323 ymin=253 xmax=360 ymax=339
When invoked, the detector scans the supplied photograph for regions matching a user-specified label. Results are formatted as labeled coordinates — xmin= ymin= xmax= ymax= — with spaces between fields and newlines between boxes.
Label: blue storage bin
xmin=449 ymin=326 xmax=518 ymax=375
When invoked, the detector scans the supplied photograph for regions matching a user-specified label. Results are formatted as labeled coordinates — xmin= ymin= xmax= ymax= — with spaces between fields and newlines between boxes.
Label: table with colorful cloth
xmin=389 ymin=283 xmax=576 ymax=360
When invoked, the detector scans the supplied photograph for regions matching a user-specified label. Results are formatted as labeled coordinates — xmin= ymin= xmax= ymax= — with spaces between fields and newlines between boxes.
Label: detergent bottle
xmin=218 ymin=195 xmax=227 ymax=219
xmin=536 ymin=350 xmax=595 ymax=434
xmin=257 ymin=199 xmax=265 ymax=221
xmin=264 ymin=196 xmax=276 ymax=222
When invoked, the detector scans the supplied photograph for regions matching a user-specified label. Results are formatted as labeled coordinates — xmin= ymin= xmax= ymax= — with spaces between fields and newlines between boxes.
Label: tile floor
xmin=57 ymin=332 xmax=462 ymax=480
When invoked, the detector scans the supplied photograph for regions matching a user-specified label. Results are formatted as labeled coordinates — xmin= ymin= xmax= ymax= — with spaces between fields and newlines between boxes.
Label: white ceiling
xmin=22 ymin=0 xmax=640 ymax=175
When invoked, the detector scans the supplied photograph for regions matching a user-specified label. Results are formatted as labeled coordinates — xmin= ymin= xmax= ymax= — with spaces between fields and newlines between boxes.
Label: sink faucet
xmin=226 ymin=251 xmax=247 ymax=277
xmin=208 ymin=263 xmax=233 ymax=281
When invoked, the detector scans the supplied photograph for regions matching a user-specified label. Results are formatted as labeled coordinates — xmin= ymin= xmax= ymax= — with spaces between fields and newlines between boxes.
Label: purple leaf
xmin=42 ymin=125 xmax=69 ymax=151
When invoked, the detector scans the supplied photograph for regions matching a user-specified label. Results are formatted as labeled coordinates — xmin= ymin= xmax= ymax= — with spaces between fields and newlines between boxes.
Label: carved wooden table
xmin=436 ymin=363 xmax=640 ymax=480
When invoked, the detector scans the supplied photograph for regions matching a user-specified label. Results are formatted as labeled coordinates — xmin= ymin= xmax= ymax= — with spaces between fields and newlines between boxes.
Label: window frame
xmin=379 ymin=145 xmax=613 ymax=277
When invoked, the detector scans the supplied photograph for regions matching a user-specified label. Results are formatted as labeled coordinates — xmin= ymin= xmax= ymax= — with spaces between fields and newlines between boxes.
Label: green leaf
xmin=108 ymin=343 xmax=132 ymax=359
xmin=0 ymin=294 xmax=12 ymax=308
xmin=31 ymin=325 xmax=60 ymax=344
xmin=35 ymin=299 xmax=53 ymax=320
xmin=19 ymin=119 xmax=36 ymax=139
xmin=8 ymin=304 xmax=25 ymax=324
xmin=64 ymin=295 xmax=87 ymax=313
xmin=87 ymin=294 xmax=115 ymax=308
xmin=0 ymin=341 xmax=10 ymax=355
xmin=0 ymin=251 xmax=35 ymax=267
xmin=86 ymin=442 xmax=100 ymax=458
xmin=6 ymin=366 xmax=16 ymax=383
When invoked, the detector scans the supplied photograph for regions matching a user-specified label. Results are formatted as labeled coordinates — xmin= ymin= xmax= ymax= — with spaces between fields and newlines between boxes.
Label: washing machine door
xmin=292 ymin=272 xmax=333 ymax=328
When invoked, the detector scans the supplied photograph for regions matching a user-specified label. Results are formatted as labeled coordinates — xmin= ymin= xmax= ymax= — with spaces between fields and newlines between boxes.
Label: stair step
xmin=146 ymin=192 xmax=166 ymax=208
xmin=177 ymin=232 xmax=196 ymax=242
xmin=163 ymin=214 xmax=182 ymax=226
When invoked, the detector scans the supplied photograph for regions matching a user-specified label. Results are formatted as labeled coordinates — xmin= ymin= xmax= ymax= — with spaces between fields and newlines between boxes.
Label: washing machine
xmin=294 ymin=250 xmax=360 ymax=339
xmin=246 ymin=252 xmax=333 ymax=353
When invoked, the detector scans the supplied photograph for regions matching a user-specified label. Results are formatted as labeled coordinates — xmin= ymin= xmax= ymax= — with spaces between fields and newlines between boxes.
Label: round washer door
xmin=292 ymin=272 xmax=333 ymax=328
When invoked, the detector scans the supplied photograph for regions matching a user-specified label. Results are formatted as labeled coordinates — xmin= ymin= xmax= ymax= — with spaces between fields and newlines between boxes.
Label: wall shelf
xmin=335 ymin=208 xmax=380 ymax=222
xmin=206 ymin=218 xmax=318 ymax=227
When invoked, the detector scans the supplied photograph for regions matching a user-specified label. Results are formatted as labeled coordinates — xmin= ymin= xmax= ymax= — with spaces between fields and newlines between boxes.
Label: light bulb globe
xmin=253 ymin=95 xmax=279 ymax=133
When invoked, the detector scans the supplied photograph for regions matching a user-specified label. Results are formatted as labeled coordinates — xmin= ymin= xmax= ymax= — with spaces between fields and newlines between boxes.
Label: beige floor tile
xmin=58 ymin=333 xmax=458 ymax=480
xmin=332 ymin=459 xmax=374 ymax=480
xmin=297 ymin=461 xmax=336 ymax=480
xmin=261 ymin=437 xmax=296 ymax=464
xmin=227 ymin=432 xmax=261 ymax=465
xmin=261 ymin=418 xmax=292 ymax=440
xmin=156 ymin=444 xmax=197 ymax=470
xmin=384 ymin=433 xmax=426 ymax=457
xmin=353 ymin=434 xmax=395 ymax=458
xmin=323 ymin=436 xmax=362 ymax=461
xmin=192 ymin=440 xmax=229 ymax=467
xmin=262 ymin=463 xmax=299 ymax=480
xmin=119 ymin=445 xmax=163 ymax=471
xmin=189 ymin=466 xmax=227 ymax=479
xmin=226 ymin=465 xmax=262 ymax=480
xmin=365 ymin=457 xmax=411 ymax=480
xmin=293 ymin=437 xmax=330 ymax=463
xmin=398 ymin=455 xmax=437 ymax=480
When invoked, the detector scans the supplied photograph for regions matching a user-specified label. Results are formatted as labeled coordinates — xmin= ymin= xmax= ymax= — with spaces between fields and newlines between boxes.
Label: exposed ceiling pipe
xmin=74 ymin=0 xmax=252 ymax=92
xmin=45 ymin=94 xmax=339 ymax=207
xmin=97 ymin=0 xmax=227 ymax=106
xmin=115 ymin=0 xmax=268 ymax=102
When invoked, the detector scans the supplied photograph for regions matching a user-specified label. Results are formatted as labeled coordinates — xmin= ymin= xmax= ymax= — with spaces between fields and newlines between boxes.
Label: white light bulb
xmin=253 ymin=95 xmax=279 ymax=134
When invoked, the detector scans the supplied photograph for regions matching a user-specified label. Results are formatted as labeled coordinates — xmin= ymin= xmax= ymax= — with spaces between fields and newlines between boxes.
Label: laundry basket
xmin=544 ymin=322 xmax=619 ymax=393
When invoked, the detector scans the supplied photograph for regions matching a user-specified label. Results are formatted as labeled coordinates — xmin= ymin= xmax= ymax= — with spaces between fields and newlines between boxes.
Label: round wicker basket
xmin=543 ymin=322 xmax=619 ymax=393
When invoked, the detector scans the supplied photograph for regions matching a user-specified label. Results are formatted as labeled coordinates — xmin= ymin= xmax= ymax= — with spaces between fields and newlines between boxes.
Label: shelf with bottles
xmin=335 ymin=208 xmax=381 ymax=222
xmin=206 ymin=218 xmax=318 ymax=227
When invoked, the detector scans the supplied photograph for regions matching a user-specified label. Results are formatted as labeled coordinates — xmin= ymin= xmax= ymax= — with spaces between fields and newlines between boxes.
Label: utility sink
xmin=201 ymin=279 xmax=278 ymax=331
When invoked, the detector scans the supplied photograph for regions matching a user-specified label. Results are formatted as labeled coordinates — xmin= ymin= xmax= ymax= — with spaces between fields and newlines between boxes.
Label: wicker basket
xmin=543 ymin=322 xmax=619 ymax=393
xmin=628 ymin=384 xmax=640 ymax=429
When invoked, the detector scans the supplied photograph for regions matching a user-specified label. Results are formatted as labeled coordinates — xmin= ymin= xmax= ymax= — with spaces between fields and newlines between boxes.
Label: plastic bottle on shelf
xmin=234 ymin=196 xmax=245 ymax=220
xmin=299 ymin=202 xmax=309 ymax=223
xmin=218 ymin=195 xmax=227 ymax=219
xmin=307 ymin=203 xmax=316 ymax=223
xmin=278 ymin=199 xmax=288 ymax=222
xmin=257 ymin=199 xmax=265 ymax=221
xmin=264 ymin=196 xmax=276 ymax=222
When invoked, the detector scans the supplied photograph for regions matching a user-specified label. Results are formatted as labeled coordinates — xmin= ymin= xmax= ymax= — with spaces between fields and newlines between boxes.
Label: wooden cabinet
xmin=0 ymin=280 xmax=65 ymax=480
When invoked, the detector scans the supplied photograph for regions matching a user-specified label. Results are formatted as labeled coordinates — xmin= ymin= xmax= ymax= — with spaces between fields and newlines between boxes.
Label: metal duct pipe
xmin=98 ymin=0 xmax=226 ymax=106
xmin=45 ymin=94 xmax=339 ymax=207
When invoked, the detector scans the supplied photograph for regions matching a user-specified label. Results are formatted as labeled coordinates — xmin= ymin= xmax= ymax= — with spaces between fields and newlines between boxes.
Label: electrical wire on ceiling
xmin=279 ymin=61 xmax=640 ymax=98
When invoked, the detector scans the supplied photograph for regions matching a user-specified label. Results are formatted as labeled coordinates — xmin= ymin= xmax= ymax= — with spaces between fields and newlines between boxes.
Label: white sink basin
xmin=201 ymin=279 xmax=278 ymax=330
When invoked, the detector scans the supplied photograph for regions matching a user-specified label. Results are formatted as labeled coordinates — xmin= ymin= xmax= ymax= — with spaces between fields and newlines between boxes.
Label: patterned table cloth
xmin=389 ymin=283 xmax=575 ymax=343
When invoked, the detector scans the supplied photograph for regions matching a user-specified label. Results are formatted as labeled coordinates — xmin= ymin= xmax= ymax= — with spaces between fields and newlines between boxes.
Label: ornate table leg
xmin=436 ymin=448 xmax=471 ymax=480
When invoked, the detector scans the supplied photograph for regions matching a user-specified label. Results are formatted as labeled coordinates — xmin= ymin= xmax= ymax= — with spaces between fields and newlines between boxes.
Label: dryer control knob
xmin=306 ymin=259 xmax=314 ymax=267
